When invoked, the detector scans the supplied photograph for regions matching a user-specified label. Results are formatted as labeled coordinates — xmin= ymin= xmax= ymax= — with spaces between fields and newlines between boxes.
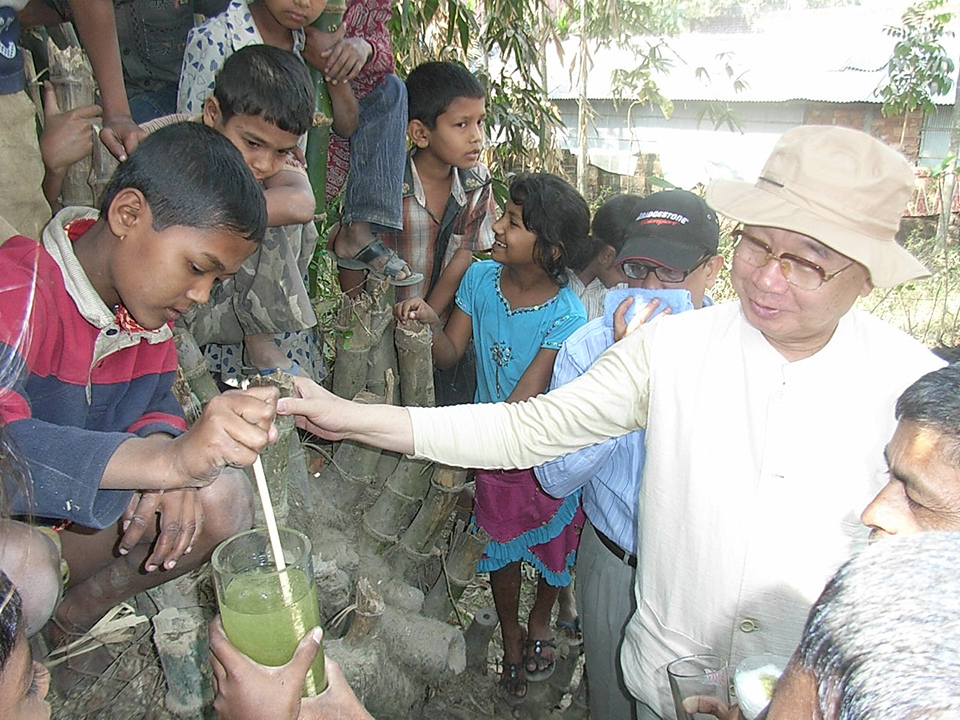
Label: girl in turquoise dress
xmin=395 ymin=173 xmax=591 ymax=705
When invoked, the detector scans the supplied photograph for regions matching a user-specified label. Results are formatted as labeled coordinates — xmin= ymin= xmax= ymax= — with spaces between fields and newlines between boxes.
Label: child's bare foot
xmin=42 ymin=608 xmax=117 ymax=697
xmin=331 ymin=222 xmax=423 ymax=286
xmin=524 ymin=636 xmax=556 ymax=682
xmin=556 ymin=583 xmax=581 ymax=645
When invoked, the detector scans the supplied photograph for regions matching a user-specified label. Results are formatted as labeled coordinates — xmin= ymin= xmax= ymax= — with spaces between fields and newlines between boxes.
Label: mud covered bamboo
xmin=399 ymin=466 xmax=466 ymax=556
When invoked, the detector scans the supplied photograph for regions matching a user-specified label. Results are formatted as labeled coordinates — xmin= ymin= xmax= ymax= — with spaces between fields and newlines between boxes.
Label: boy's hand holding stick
xmin=170 ymin=387 xmax=280 ymax=486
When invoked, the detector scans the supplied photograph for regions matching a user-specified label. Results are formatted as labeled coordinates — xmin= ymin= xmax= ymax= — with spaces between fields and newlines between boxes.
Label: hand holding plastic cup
xmin=733 ymin=654 xmax=789 ymax=720
xmin=667 ymin=654 xmax=730 ymax=720
xmin=211 ymin=527 xmax=327 ymax=696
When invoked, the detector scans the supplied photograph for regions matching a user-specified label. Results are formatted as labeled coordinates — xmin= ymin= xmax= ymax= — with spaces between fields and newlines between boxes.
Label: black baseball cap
xmin=615 ymin=190 xmax=720 ymax=271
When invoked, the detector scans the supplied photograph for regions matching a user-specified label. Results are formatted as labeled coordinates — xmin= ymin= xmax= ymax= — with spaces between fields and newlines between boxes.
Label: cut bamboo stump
xmin=344 ymin=578 xmax=384 ymax=647
xmin=400 ymin=466 xmax=467 ymax=557
xmin=317 ymin=390 xmax=383 ymax=518
xmin=46 ymin=37 xmax=96 ymax=209
xmin=463 ymin=607 xmax=498 ymax=674
xmin=173 ymin=327 xmax=221 ymax=408
xmin=362 ymin=457 xmax=434 ymax=550
xmin=91 ymin=136 xmax=119 ymax=207
xmin=248 ymin=372 xmax=298 ymax=525
xmin=422 ymin=523 xmax=491 ymax=620
xmin=332 ymin=292 xmax=379 ymax=400
xmin=152 ymin=607 xmax=212 ymax=718
xmin=395 ymin=320 xmax=435 ymax=407
xmin=365 ymin=282 xmax=398 ymax=403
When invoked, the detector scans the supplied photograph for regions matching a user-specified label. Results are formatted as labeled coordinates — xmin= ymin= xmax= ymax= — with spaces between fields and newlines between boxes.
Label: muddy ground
xmin=46 ymin=444 xmax=587 ymax=720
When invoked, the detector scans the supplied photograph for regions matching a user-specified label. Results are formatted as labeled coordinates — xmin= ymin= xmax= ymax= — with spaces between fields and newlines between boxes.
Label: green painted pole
xmin=306 ymin=1 xmax=347 ymax=232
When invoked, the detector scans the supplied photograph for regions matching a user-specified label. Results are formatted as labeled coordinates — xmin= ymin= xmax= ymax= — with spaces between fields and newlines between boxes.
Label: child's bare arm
xmin=328 ymin=80 xmax=359 ymax=138
xmin=395 ymin=297 xmax=467 ymax=369
xmin=101 ymin=387 xmax=279 ymax=490
xmin=39 ymin=83 xmax=101 ymax=212
xmin=395 ymin=297 xmax=439 ymax=325
xmin=431 ymin=306 xmax=472 ymax=370
xmin=69 ymin=0 xmax=144 ymax=159
xmin=262 ymin=168 xmax=317 ymax=226
xmin=318 ymin=24 xmax=371 ymax=85
xmin=426 ymin=247 xmax=473 ymax=317
xmin=506 ymin=348 xmax=559 ymax=403
xmin=302 ymin=26 xmax=359 ymax=137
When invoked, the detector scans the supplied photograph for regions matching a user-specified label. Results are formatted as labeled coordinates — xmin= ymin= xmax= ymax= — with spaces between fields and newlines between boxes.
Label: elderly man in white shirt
xmin=278 ymin=126 xmax=944 ymax=718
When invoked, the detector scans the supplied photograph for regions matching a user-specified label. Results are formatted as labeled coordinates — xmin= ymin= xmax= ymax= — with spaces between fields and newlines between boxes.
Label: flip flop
xmin=556 ymin=616 xmax=582 ymax=647
xmin=331 ymin=239 xmax=424 ymax=287
xmin=524 ymin=637 xmax=557 ymax=682
xmin=497 ymin=661 xmax=527 ymax=706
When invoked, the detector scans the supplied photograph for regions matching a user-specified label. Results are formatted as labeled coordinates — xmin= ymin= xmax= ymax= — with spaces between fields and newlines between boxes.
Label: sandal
xmin=556 ymin=616 xmax=582 ymax=647
xmin=524 ymin=637 xmax=557 ymax=682
xmin=498 ymin=661 xmax=527 ymax=706
xmin=332 ymin=239 xmax=424 ymax=287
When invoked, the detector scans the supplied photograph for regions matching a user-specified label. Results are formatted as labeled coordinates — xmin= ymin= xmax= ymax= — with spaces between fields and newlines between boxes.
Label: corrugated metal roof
xmin=543 ymin=6 xmax=960 ymax=106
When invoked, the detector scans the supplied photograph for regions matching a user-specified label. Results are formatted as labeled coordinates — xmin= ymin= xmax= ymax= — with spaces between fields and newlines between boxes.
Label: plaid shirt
xmin=382 ymin=151 xmax=497 ymax=301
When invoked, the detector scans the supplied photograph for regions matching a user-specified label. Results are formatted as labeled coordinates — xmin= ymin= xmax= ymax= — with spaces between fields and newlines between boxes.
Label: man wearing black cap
xmin=535 ymin=189 xmax=722 ymax=720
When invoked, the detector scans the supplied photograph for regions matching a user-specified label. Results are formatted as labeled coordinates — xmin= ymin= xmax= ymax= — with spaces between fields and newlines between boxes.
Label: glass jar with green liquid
xmin=211 ymin=527 xmax=327 ymax=695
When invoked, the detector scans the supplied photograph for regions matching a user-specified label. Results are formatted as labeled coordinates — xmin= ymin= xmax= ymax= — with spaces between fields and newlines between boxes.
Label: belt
xmin=593 ymin=524 xmax=637 ymax=568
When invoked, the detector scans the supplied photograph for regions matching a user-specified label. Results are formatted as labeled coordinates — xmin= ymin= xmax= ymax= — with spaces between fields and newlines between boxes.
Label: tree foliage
xmin=879 ymin=0 xmax=955 ymax=119
xmin=390 ymin=0 xmax=565 ymax=180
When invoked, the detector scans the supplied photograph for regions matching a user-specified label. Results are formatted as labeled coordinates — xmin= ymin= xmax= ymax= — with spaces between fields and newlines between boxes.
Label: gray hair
xmin=796 ymin=531 xmax=960 ymax=719
xmin=896 ymin=363 xmax=960 ymax=447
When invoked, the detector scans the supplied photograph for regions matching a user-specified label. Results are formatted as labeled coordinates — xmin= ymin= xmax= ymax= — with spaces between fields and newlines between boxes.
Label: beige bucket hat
xmin=706 ymin=125 xmax=929 ymax=288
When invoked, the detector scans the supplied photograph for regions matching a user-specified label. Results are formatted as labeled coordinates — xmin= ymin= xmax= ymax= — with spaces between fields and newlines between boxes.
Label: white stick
xmin=252 ymin=455 xmax=293 ymax=603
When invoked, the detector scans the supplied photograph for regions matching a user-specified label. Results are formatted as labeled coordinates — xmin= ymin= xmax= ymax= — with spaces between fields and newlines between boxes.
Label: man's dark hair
xmin=213 ymin=45 xmax=315 ymax=137
xmin=592 ymin=194 xmax=646 ymax=253
xmin=896 ymin=364 xmax=960 ymax=462
xmin=99 ymin=122 xmax=267 ymax=243
xmin=508 ymin=173 xmax=590 ymax=287
xmin=406 ymin=61 xmax=485 ymax=130
xmin=0 ymin=571 xmax=22 ymax=674
xmin=795 ymin=531 xmax=960 ymax=719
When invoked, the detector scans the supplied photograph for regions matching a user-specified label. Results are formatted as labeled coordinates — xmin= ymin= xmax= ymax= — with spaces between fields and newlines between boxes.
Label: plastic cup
xmin=211 ymin=527 xmax=327 ymax=695
xmin=734 ymin=654 xmax=789 ymax=720
xmin=667 ymin=654 xmax=729 ymax=720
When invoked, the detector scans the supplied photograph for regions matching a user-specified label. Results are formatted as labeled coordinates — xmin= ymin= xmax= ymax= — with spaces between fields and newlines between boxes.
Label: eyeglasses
xmin=621 ymin=254 xmax=709 ymax=283
xmin=732 ymin=229 xmax=855 ymax=291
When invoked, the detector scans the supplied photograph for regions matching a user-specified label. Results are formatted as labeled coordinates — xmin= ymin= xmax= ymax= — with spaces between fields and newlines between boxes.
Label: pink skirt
xmin=473 ymin=468 xmax=584 ymax=587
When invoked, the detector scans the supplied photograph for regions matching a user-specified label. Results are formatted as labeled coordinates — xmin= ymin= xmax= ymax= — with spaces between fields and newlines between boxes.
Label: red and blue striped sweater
xmin=0 ymin=208 xmax=187 ymax=528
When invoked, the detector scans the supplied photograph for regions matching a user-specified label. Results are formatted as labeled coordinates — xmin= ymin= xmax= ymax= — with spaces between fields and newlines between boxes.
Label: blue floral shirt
xmin=177 ymin=0 xmax=306 ymax=115
xmin=455 ymin=260 xmax=587 ymax=403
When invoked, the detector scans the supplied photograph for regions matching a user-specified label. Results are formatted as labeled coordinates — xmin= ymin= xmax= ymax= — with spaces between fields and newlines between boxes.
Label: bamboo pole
xmin=317 ymin=390 xmax=383 ymax=514
xmin=332 ymin=291 xmax=378 ymax=400
xmin=399 ymin=466 xmax=466 ymax=556
xmin=394 ymin=320 xmax=435 ymax=408
xmin=152 ymin=607 xmax=212 ymax=716
xmin=463 ymin=608 xmax=498 ymax=674
xmin=344 ymin=578 xmax=384 ymax=647
xmin=46 ymin=37 xmax=95 ymax=208
xmin=422 ymin=523 xmax=491 ymax=620
xmin=362 ymin=458 xmax=434 ymax=547
xmin=365 ymin=280 xmax=398 ymax=403
xmin=305 ymin=0 xmax=345 ymax=230
xmin=172 ymin=327 xmax=220 ymax=408
xmin=248 ymin=372 xmax=298 ymax=524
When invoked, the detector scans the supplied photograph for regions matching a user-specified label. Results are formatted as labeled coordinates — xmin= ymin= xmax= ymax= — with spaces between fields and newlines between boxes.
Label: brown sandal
xmin=524 ymin=637 xmax=557 ymax=682
xmin=498 ymin=661 xmax=527 ymax=705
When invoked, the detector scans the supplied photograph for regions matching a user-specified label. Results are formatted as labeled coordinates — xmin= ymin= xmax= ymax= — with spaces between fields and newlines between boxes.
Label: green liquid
xmin=220 ymin=567 xmax=327 ymax=695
